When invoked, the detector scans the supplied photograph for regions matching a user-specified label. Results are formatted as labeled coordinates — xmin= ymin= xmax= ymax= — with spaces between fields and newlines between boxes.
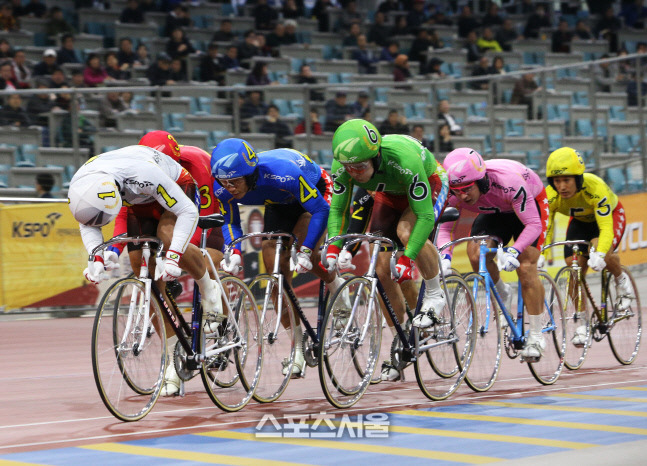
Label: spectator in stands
xmin=166 ymin=27 xmax=196 ymax=61
xmin=393 ymin=53 xmax=411 ymax=83
xmin=324 ymin=91 xmax=354 ymax=132
xmin=496 ymin=18 xmax=520 ymax=52
xmin=253 ymin=0 xmax=278 ymax=31
xmin=259 ymin=104 xmax=293 ymax=148
xmin=136 ymin=43 xmax=150 ymax=67
xmin=511 ymin=71 xmax=542 ymax=119
xmin=284 ymin=20 xmax=298 ymax=44
xmin=240 ymin=90 xmax=268 ymax=123
xmin=24 ymin=0 xmax=46 ymax=17
xmin=0 ymin=2 xmax=19 ymax=31
xmin=380 ymin=40 xmax=400 ymax=62
xmin=353 ymin=34 xmax=378 ymax=74
xmin=53 ymin=85 xmax=71 ymax=110
xmin=457 ymin=5 xmax=480 ymax=38
xmin=367 ymin=11 xmax=390 ymax=47
xmin=470 ymin=56 xmax=491 ymax=90
xmin=406 ymin=0 xmax=428 ymax=34
xmin=595 ymin=6 xmax=621 ymax=53
xmin=48 ymin=67 xmax=67 ymax=88
xmin=312 ymin=0 xmax=333 ymax=32
xmin=33 ymin=49 xmax=58 ymax=76
xmin=57 ymin=34 xmax=82 ymax=65
xmin=26 ymin=79 xmax=55 ymax=126
xmin=266 ymin=22 xmax=295 ymax=56
xmin=378 ymin=108 xmax=409 ymax=135
xmin=573 ymin=19 xmax=592 ymax=40
xmin=489 ymin=55 xmax=506 ymax=75
xmin=246 ymin=61 xmax=274 ymax=87
xmin=45 ymin=6 xmax=74 ymax=37
xmin=138 ymin=0 xmax=156 ymax=12
xmin=165 ymin=4 xmax=192 ymax=37
xmin=378 ymin=0 xmax=404 ymax=15
xmin=294 ymin=109 xmax=323 ymax=135
xmin=11 ymin=50 xmax=30 ymax=88
xmin=350 ymin=90 xmax=370 ymax=118
xmin=342 ymin=21 xmax=362 ymax=47
xmin=221 ymin=45 xmax=240 ymax=70
xmin=121 ymin=91 xmax=134 ymax=109
xmin=409 ymin=27 xmax=432 ymax=71
xmin=390 ymin=15 xmax=409 ymax=37
xmin=84 ymin=53 xmax=113 ymax=87
xmin=627 ymin=73 xmax=647 ymax=107
xmin=255 ymin=34 xmax=272 ymax=58
xmin=199 ymin=42 xmax=224 ymax=84
xmin=594 ymin=54 xmax=620 ymax=92
xmin=477 ymin=26 xmax=502 ymax=53
xmin=636 ymin=42 xmax=647 ymax=70
xmin=523 ymin=4 xmax=551 ymax=39
xmin=282 ymin=0 xmax=304 ymax=19
xmin=99 ymin=90 xmax=127 ymax=127
xmin=621 ymin=0 xmax=647 ymax=29
xmin=9 ymin=0 xmax=24 ymax=17
xmin=146 ymin=52 xmax=174 ymax=86
xmin=35 ymin=173 xmax=55 ymax=198
xmin=296 ymin=63 xmax=323 ymax=101
xmin=430 ymin=8 xmax=452 ymax=26
xmin=337 ymin=0 xmax=363 ymax=33
xmin=105 ymin=51 xmax=130 ymax=81
xmin=481 ymin=2 xmax=503 ymax=28
xmin=551 ymin=19 xmax=573 ymax=53
xmin=0 ymin=94 xmax=31 ymax=127
xmin=119 ymin=0 xmax=144 ymax=24
xmin=464 ymin=30 xmax=481 ymax=63
xmin=117 ymin=37 xmax=137 ymax=69
xmin=410 ymin=123 xmax=432 ymax=150
xmin=437 ymin=99 xmax=463 ymax=135
xmin=428 ymin=28 xmax=444 ymax=49
xmin=437 ymin=123 xmax=454 ymax=153
xmin=212 ymin=19 xmax=235 ymax=42
xmin=0 ymin=37 xmax=12 ymax=58
xmin=237 ymin=30 xmax=262 ymax=67
xmin=426 ymin=57 xmax=446 ymax=78
xmin=58 ymin=92 xmax=96 ymax=155
xmin=0 ymin=59 xmax=15 ymax=90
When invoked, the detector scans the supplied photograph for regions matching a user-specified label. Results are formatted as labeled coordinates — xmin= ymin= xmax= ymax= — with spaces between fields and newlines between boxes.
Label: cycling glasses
xmin=342 ymin=161 xmax=372 ymax=173
xmin=450 ymin=181 xmax=476 ymax=194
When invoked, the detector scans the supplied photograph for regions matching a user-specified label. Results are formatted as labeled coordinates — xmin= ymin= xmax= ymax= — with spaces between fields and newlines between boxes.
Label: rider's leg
xmin=517 ymin=246 xmax=547 ymax=358
xmin=467 ymin=239 xmax=512 ymax=304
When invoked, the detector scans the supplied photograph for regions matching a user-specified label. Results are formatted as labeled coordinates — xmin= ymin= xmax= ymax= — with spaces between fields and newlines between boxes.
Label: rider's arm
xmin=286 ymin=170 xmax=331 ymax=250
xmin=212 ymin=182 xmax=243 ymax=253
xmin=403 ymin=167 xmax=437 ymax=260
xmin=543 ymin=186 xmax=558 ymax=255
xmin=79 ymin=223 xmax=106 ymax=257
xmin=327 ymin=163 xmax=354 ymax=249
xmin=432 ymin=163 xmax=450 ymax=220
xmin=436 ymin=194 xmax=460 ymax=259
xmin=591 ymin=182 xmax=617 ymax=255
xmin=108 ymin=206 xmax=129 ymax=256
xmin=509 ymin=185 xmax=543 ymax=253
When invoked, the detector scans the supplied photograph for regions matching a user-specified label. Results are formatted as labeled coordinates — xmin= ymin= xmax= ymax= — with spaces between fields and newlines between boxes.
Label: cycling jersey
xmin=438 ymin=159 xmax=545 ymax=257
xmin=213 ymin=148 xmax=329 ymax=251
xmin=70 ymin=145 xmax=199 ymax=257
xmin=328 ymin=134 xmax=440 ymax=260
xmin=545 ymin=172 xmax=620 ymax=254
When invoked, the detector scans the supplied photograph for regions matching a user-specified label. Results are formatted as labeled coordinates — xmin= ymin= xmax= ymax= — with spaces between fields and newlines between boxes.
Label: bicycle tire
xmin=247 ymin=274 xmax=296 ymax=403
xmin=463 ymin=272 xmax=502 ymax=392
xmin=318 ymin=276 xmax=382 ymax=409
xmin=528 ymin=271 xmax=566 ymax=385
xmin=201 ymin=276 xmax=263 ymax=412
xmin=605 ymin=267 xmax=642 ymax=365
xmin=554 ymin=266 xmax=590 ymax=370
xmin=414 ymin=275 xmax=477 ymax=401
xmin=92 ymin=278 xmax=165 ymax=422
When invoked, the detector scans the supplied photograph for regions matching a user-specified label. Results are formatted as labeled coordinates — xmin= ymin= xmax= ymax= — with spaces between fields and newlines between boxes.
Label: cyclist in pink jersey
xmin=439 ymin=148 xmax=550 ymax=360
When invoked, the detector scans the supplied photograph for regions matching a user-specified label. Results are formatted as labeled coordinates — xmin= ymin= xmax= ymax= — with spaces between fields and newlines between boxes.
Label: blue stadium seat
xmin=17 ymin=144 xmax=38 ymax=167
xmin=613 ymin=134 xmax=633 ymax=153
xmin=272 ymin=99 xmax=291 ymax=116
xmin=609 ymin=106 xmax=626 ymax=121
xmin=548 ymin=134 xmax=562 ymax=151
xmin=505 ymin=119 xmax=524 ymax=136
xmin=606 ymin=167 xmax=627 ymax=192
xmin=289 ymin=100 xmax=304 ymax=118
xmin=163 ymin=113 xmax=185 ymax=132
xmin=575 ymin=119 xmax=593 ymax=137
xmin=209 ymin=131 xmax=231 ymax=147
xmin=574 ymin=91 xmax=589 ymax=106
xmin=527 ymin=150 xmax=543 ymax=169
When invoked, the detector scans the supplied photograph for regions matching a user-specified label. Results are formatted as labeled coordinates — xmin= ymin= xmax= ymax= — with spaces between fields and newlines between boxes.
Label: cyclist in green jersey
xmin=325 ymin=119 xmax=449 ymax=380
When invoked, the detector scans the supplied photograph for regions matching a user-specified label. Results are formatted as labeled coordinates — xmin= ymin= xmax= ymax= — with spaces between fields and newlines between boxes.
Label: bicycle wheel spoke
xmin=607 ymin=268 xmax=642 ymax=365
xmin=554 ymin=266 xmax=590 ymax=370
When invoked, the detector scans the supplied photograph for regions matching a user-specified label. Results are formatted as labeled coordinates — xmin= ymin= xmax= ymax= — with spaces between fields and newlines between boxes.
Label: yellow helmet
xmin=546 ymin=147 xmax=585 ymax=191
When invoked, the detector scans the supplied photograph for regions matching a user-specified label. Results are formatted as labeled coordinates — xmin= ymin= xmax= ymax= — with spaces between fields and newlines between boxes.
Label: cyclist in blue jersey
xmin=211 ymin=138 xmax=345 ymax=377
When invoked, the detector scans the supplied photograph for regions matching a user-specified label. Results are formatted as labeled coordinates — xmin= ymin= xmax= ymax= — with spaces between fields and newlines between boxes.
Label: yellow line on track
xmin=80 ymin=443 xmax=310 ymax=465
xmin=199 ymin=430 xmax=502 ymax=464
xmin=617 ymin=387 xmax=647 ymax=392
xmin=394 ymin=410 xmax=647 ymax=435
xmin=551 ymin=393 xmax=647 ymax=403
xmin=473 ymin=401 xmax=647 ymax=417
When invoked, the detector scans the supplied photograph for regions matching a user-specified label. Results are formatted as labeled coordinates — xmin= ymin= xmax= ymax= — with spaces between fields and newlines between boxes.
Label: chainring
xmin=303 ymin=330 xmax=317 ymax=368
xmin=390 ymin=333 xmax=407 ymax=371
xmin=173 ymin=340 xmax=198 ymax=382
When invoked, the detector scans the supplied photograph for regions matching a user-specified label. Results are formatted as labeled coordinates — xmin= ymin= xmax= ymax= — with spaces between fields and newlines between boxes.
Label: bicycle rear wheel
xmin=554 ymin=266 xmax=590 ymax=370
xmin=319 ymin=277 xmax=382 ymax=409
xmin=528 ymin=271 xmax=566 ymax=385
xmin=606 ymin=267 xmax=642 ymax=365
xmin=202 ymin=276 xmax=263 ymax=412
xmin=414 ymin=275 xmax=477 ymax=401
xmin=463 ymin=273 xmax=502 ymax=392
xmin=248 ymin=274 xmax=295 ymax=403
xmin=92 ymin=278 xmax=165 ymax=422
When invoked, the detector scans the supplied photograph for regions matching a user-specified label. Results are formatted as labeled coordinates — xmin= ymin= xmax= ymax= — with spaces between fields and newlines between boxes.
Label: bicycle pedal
xmin=520 ymin=355 xmax=540 ymax=363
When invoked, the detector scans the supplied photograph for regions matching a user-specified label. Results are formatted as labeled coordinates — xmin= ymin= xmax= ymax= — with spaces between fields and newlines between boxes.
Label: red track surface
xmin=1 ymin=314 xmax=645 ymax=455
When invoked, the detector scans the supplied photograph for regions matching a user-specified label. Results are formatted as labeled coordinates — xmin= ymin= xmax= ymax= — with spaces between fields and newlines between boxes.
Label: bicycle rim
xmin=554 ymin=266 xmax=590 ymax=370
xmin=248 ymin=274 xmax=295 ymax=403
xmin=319 ymin=277 xmax=382 ymax=409
xmin=415 ymin=275 xmax=477 ymax=401
xmin=606 ymin=268 xmax=642 ymax=365
xmin=201 ymin=276 xmax=263 ymax=412
xmin=92 ymin=278 xmax=165 ymax=422
xmin=528 ymin=271 xmax=566 ymax=385
xmin=463 ymin=273 xmax=502 ymax=392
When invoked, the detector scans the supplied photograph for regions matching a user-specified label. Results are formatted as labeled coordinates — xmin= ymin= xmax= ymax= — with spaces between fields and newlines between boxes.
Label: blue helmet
xmin=211 ymin=138 xmax=258 ymax=179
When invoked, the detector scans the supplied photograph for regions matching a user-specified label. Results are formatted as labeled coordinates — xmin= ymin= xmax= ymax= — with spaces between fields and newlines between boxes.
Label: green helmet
xmin=331 ymin=119 xmax=382 ymax=163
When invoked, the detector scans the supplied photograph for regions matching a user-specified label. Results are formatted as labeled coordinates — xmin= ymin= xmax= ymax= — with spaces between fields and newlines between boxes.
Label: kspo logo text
xmin=12 ymin=212 xmax=61 ymax=238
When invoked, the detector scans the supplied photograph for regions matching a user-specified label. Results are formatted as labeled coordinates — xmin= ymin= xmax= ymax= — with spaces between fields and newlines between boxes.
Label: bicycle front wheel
xmin=319 ymin=277 xmax=382 ymax=409
xmin=528 ymin=271 xmax=566 ymax=385
xmin=463 ymin=273 xmax=502 ymax=392
xmin=606 ymin=267 xmax=642 ymax=365
xmin=202 ymin=276 xmax=263 ymax=412
xmin=554 ymin=266 xmax=590 ymax=370
xmin=92 ymin=278 xmax=165 ymax=422
xmin=248 ymin=274 xmax=296 ymax=403
xmin=414 ymin=275 xmax=477 ymax=401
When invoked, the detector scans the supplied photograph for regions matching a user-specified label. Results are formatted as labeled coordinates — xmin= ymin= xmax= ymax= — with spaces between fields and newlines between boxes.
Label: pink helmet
xmin=443 ymin=148 xmax=487 ymax=187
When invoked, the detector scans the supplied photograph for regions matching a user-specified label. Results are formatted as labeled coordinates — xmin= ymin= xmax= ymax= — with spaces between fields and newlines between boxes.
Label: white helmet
xmin=68 ymin=174 xmax=122 ymax=227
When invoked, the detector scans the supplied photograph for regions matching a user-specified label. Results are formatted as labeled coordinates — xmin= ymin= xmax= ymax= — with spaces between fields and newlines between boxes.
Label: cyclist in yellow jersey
xmin=542 ymin=147 xmax=634 ymax=345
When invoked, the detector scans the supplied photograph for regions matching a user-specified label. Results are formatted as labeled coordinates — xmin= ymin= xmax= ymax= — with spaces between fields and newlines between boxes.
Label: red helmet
xmin=139 ymin=130 xmax=181 ymax=162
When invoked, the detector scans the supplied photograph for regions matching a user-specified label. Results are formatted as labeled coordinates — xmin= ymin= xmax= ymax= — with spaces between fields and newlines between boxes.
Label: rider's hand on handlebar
xmin=588 ymin=250 xmax=606 ymax=272
xmin=497 ymin=247 xmax=520 ymax=272
xmin=104 ymin=248 xmax=120 ymax=271
xmin=292 ymin=246 xmax=313 ymax=274
xmin=338 ymin=249 xmax=355 ymax=270
xmin=84 ymin=255 xmax=106 ymax=284
xmin=221 ymin=249 xmax=242 ymax=274
xmin=321 ymin=244 xmax=340 ymax=272
xmin=537 ymin=254 xmax=546 ymax=270
xmin=393 ymin=255 xmax=415 ymax=283
xmin=155 ymin=250 xmax=183 ymax=281
xmin=441 ymin=254 xmax=453 ymax=276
